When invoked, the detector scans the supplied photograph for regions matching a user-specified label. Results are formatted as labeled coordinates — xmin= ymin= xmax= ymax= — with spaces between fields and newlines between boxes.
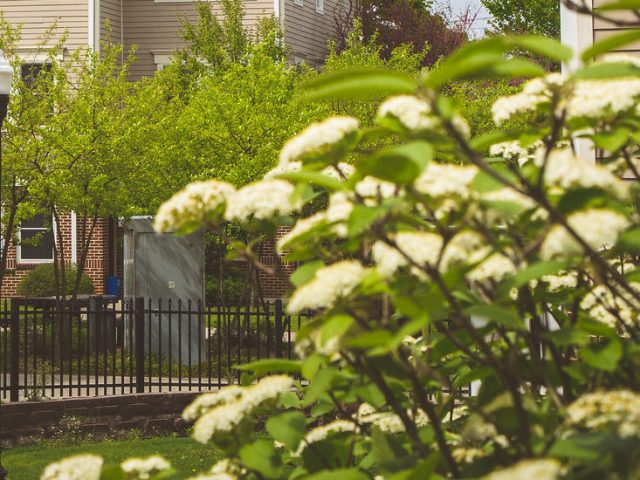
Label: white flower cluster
xmin=41 ymin=454 xmax=103 ymax=480
xmin=417 ymin=163 xmax=477 ymax=199
xmin=493 ymin=56 xmax=640 ymax=124
xmin=452 ymin=446 xmax=486 ymax=464
xmin=224 ymin=179 xmax=301 ymax=222
xmin=540 ymin=209 xmax=630 ymax=260
xmin=326 ymin=192 xmax=354 ymax=237
xmin=188 ymin=375 xmax=294 ymax=443
xmin=440 ymin=231 xmax=485 ymax=271
xmin=154 ymin=180 xmax=236 ymax=233
xmin=279 ymin=116 xmax=359 ymax=166
xmin=355 ymin=176 xmax=397 ymax=202
xmin=276 ymin=189 xmax=357 ymax=252
xmin=490 ymin=140 xmax=539 ymax=166
xmin=565 ymin=390 xmax=640 ymax=438
xmin=377 ymin=95 xmax=436 ymax=131
xmin=468 ymin=252 xmax=518 ymax=283
xmin=414 ymin=162 xmax=478 ymax=200
xmin=356 ymin=403 xmax=429 ymax=434
xmin=492 ymin=74 xmax=565 ymax=125
xmin=483 ymin=459 xmax=563 ymax=480
xmin=287 ymin=260 xmax=366 ymax=314
xmin=121 ymin=456 xmax=171 ymax=480
xmin=378 ymin=95 xmax=470 ymax=136
xmin=479 ymin=187 xmax=537 ymax=224
xmin=372 ymin=232 xmax=443 ymax=278
xmin=580 ymin=283 xmax=640 ymax=329
xmin=541 ymin=149 xmax=629 ymax=200
xmin=294 ymin=420 xmax=358 ymax=456
xmin=542 ymin=271 xmax=578 ymax=292
xmin=183 ymin=385 xmax=244 ymax=421
xmin=277 ymin=213 xmax=326 ymax=252
xmin=186 ymin=459 xmax=244 ymax=480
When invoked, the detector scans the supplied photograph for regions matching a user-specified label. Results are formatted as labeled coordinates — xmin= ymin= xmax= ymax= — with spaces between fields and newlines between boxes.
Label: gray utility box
xmin=123 ymin=216 xmax=205 ymax=364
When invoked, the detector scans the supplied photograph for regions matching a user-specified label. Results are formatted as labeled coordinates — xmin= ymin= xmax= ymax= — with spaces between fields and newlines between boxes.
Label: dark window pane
xmin=21 ymin=213 xmax=48 ymax=229
xmin=20 ymin=229 xmax=54 ymax=260
xmin=21 ymin=63 xmax=51 ymax=89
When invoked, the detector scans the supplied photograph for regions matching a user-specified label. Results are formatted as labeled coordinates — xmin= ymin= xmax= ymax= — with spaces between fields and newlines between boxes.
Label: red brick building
xmin=2 ymin=215 xmax=121 ymax=297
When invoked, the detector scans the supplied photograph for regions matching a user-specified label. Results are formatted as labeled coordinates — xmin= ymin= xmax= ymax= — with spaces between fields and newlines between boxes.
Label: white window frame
xmin=153 ymin=53 xmax=173 ymax=71
xmin=294 ymin=0 xmax=304 ymax=6
xmin=315 ymin=0 xmax=323 ymax=14
xmin=17 ymin=214 xmax=56 ymax=264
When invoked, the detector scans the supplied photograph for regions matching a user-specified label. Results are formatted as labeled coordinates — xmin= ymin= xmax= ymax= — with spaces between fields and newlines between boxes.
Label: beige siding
xmin=101 ymin=0 xmax=123 ymax=45
xmin=284 ymin=0 xmax=336 ymax=68
xmin=0 ymin=0 xmax=88 ymax=60
xmin=124 ymin=0 xmax=273 ymax=80
xmin=593 ymin=0 xmax=640 ymax=57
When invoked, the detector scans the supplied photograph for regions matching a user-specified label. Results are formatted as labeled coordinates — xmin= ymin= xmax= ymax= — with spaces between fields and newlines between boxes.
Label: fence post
xmin=274 ymin=299 xmax=283 ymax=358
xmin=134 ymin=297 xmax=145 ymax=393
xmin=9 ymin=301 xmax=19 ymax=402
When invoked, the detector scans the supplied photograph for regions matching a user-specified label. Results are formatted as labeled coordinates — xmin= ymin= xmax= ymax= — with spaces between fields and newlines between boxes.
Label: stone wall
xmin=0 ymin=391 xmax=200 ymax=447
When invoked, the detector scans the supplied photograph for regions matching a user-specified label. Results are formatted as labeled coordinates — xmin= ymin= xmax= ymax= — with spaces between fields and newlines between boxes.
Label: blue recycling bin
xmin=106 ymin=276 xmax=122 ymax=297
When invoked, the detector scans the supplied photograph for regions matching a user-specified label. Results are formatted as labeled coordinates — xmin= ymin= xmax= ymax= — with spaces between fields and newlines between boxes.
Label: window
xmin=18 ymin=214 xmax=54 ymax=263
xmin=315 ymin=0 xmax=323 ymax=13
xmin=21 ymin=63 xmax=51 ymax=89
xmin=294 ymin=0 xmax=303 ymax=6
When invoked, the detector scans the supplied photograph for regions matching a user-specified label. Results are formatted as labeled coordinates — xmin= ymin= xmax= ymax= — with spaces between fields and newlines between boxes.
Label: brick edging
xmin=0 ymin=391 xmax=204 ymax=446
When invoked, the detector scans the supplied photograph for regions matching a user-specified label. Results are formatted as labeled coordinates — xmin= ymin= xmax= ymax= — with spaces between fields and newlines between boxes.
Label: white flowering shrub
xmin=44 ymin=3 xmax=640 ymax=480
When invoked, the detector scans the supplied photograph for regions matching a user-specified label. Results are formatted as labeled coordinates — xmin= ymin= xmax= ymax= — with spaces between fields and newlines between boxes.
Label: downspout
xmin=71 ymin=212 xmax=78 ymax=265
xmin=274 ymin=0 xmax=285 ymax=44
xmin=88 ymin=0 xmax=95 ymax=50
xmin=120 ymin=0 xmax=124 ymax=63
xmin=560 ymin=1 xmax=594 ymax=161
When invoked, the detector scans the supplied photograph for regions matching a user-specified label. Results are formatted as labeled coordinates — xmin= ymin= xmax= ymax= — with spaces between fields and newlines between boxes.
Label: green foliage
xmin=445 ymin=79 xmax=523 ymax=137
xmin=17 ymin=264 xmax=94 ymax=298
xmin=482 ymin=0 xmax=561 ymax=38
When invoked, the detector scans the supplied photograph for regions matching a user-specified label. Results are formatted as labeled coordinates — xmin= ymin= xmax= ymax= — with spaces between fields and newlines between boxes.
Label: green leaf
xmin=291 ymin=261 xmax=324 ymax=287
xmin=467 ymin=305 xmax=526 ymax=330
xmin=359 ymin=141 xmax=432 ymax=184
xmin=598 ymin=0 xmax=640 ymax=10
xmin=348 ymin=204 xmax=389 ymax=237
xmin=320 ymin=313 xmax=354 ymax=346
xmin=100 ymin=465 xmax=125 ymax=480
xmin=582 ymin=29 xmax=640 ymax=62
xmin=500 ymin=260 xmax=568 ymax=292
xmin=581 ymin=338 xmax=623 ymax=372
xmin=617 ymin=227 xmax=640 ymax=252
xmin=592 ymin=128 xmax=631 ymax=152
xmin=239 ymin=439 xmax=282 ymax=478
xmin=304 ymin=69 xmax=416 ymax=101
xmin=304 ymin=367 xmax=338 ymax=405
xmin=266 ymin=411 xmax=306 ymax=451
xmin=549 ymin=433 xmax=612 ymax=461
xmin=573 ymin=62 xmax=640 ymax=80
xmin=305 ymin=469 xmax=369 ymax=480
xmin=302 ymin=353 xmax=324 ymax=380
xmin=237 ymin=359 xmax=301 ymax=374
xmin=509 ymin=35 xmax=573 ymax=62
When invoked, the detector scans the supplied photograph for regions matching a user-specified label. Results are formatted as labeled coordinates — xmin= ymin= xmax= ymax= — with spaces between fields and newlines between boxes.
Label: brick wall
xmin=0 ymin=391 xmax=199 ymax=447
xmin=258 ymin=227 xmax=295 ymax=300
xmin=2 ymin=214 xmax=113 ymax=297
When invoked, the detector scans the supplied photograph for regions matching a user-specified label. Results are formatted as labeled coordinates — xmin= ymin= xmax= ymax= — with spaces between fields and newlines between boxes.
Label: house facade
xmin=0 ymin=0 xmax=338 ymax=297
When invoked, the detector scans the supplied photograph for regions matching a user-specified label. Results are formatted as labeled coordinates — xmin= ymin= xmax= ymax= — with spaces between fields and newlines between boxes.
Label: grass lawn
xmin=2 ymin=435 xmax=221 ymax=479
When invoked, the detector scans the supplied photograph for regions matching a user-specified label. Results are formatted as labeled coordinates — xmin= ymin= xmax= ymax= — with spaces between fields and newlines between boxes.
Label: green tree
xmin=482 ymin=0 xmax=561 ymax=38
xmin=0 ymin=17 xmax=67 ymax=294
xmin=33 ymin=38 xmax=137 ymax=299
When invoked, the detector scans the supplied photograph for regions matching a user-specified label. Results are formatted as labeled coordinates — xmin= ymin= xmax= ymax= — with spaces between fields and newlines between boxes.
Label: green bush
xmin=17 ymin=263 xmax=94 ymax=298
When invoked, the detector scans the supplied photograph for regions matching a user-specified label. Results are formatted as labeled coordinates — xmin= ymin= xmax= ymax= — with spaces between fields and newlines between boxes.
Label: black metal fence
xmin=0 ymin=297 xmax=307 ymax=402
